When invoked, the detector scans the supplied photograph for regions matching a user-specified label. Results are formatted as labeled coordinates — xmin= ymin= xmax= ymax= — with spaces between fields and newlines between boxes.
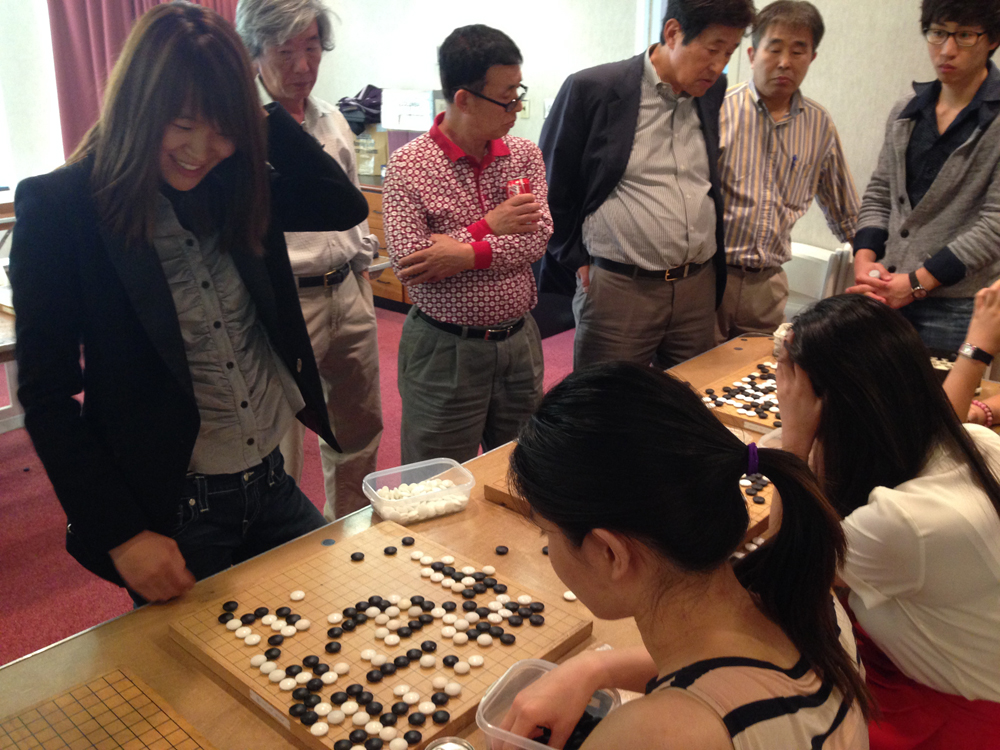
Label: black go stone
xmin=222 ymin=601 xmax=238 ymax=612
xmin=530 ymin=602 xmax=545 ymax=613
xmin=442 ymin=601 xmax=457 ymax=612
xmin=217 ymin=613 xmax=234 ymax=624
xmin=418 ymin=614 xmax=433 ymax=625
xmin=442 ymin=655 xmax=459 ymax=668
xmin=300 ymin=710 xmax=319 ymax=726
xmin=408 ymin=620 xmax=423 ymax=631
xmin=432 ymin=710 xmax=450 ymax=724
xmin=746 ymin=488 xmax=758 ymax=496
xmin=411 ymin=596 xmax=425 ymax=605
xmin=351 ymin=552 xmax=365 ymax=561
xmin=325 ymin=641 xmax=342 ymax=654
xmin=342 ymin=619 xmax=357 ymax=631
xmin=292 ymin=687 xmax=310 ymax=701
xmin=314 ymin=663 xmax=330 ymax=675
xmin=276 ymin=606 xmax=292 ymax=617
xmin=472 ymin=583 xmax=488 ymax=594
xmin=401 ymin=536 xmax=415 ymax=546
xmin=384 ymin=546 xmax=397 ymax=555
xmin=366 ymin=669 xmax=384 ymax=683
xmin=493 ymin=584 xmax=508 ymax=594
xmin=368 ymin=701 xmax=383 ymax=715
xmin=475 ymin=607 xmax=490 ymax=617
xmin=421 ymin=640 xmax=437 ymax=652
xmin=355 ymin=601 xmax=370 ymax=611
xmin=368 ymin=596 xmax=383 ymax=606
xmin=307 ymin=678 xmax=323 ymax=693
xmin=331 ymin=692 xmax=349 ymax=705
xmin=334 ymin=741 xmax=352 ymax=750
xmin=350 ymin=728 xmax=368 ymax=744
xmin=500 ymin=633 xmax=516 ymax=645
xmin=346 ymin=684 xmax=364 ymax=697
xmin=754 ymin=496 xmax=767 ymax=505
xmin=397 ymin=627 xmax=413 ymax=638
xmin=404 ymin=730 xmax=422 ymax=745
xmin=472 ymin=572 xmax=486 ymax=581
xmin=462 ymin=589 xmax=476 ymax=599
xmin=357 ymin=691 xmax=374 ymax=705
xmin=365 ymin=739 xmax=384 ymax=750
xmin=462 ymin=601 xmax=477 ymax=612
xmin=303 ymin=655 xmax=320 ymax=668
xmin=379 ymin=663 xmax=397 ymax=676
xmin=406 ymin=649 xmax=423 ymax=660
xmin=542 ymin=546 xmax=549 ymax=555
xmin=267 ymin=634 xmax=284 ymax=646
xmin=286 ymin=614 xmax=302 ymax=625
xmin=431 ymin=562 xmax=445 ymax=571
xmin=774 ymin=420 xmax=782 ymax=427
xmin=343 ymin=607 xmax=358 ymax=618
xmin=529 ymin=614 xmax=545 ymax=626
xmin=441 ymin=566 xmax=455 ymax=575
xmin=431 ymin=692 xmax=449 ymax=706
xmin=483 ymin=577 xmax=497 ymax=587
xmin=489 ymin=626 xmax=505 ymax=637
xmin=394 ymin=655 xmax=411 ymax=668
xmin=451 ymin=572 xmax=465 ymax=582
xmin=495 ymin=546 xmax=509 ymax=555
xmin=420 ymin=601 xmax=435 ymax=612
xmin=377 ymin=600 xmax=391 ymax=611
xmin=475 ymin=622 xmax=491 ymax=633
xmin=518 ymin=607 xmax=532 ymax=617
xmin=304 ymin=694 xmax=322 ymax=708
xmin=327 ymin=627 xmax=344 ymax=639
xmin=392 ymin=701 xmax=410 ymax=715
xmin=289 ymin=703 xmax=306 ymax=717
xmin=380 ymin=712 xmax=398 ymax=726
xmin=265 ymin=648 xmax=281 ymax=660
xmin=408 ymin=712 xmax=426 ymax=726
xmin=253 ymin=606 xmax=269 ymax=618
xmin=240 ymin=613 xmax=256 ymax=625
xmin=355 ymin=613 xmax=369 ymax=625
xmin=286 ymin=665 xmax=303 ymax=677
xmin=508 ymin=616 xmax=523 ymax=627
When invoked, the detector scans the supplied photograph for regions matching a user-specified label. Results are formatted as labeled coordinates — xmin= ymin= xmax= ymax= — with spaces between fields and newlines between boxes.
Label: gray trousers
xmin=714 ymin=266 xmax=789 ymax=344
xmin=398 ymin=308 xmax=544 ymax=465
xmin=573 ymin=262 xmax=717 ymax=370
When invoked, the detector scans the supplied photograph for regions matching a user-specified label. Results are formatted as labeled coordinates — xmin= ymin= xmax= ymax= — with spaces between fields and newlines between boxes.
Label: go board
xmin=0 ymin=669 xmax=215 ymax=750
xmin=170 ymin=521 xmax=592 ymax=750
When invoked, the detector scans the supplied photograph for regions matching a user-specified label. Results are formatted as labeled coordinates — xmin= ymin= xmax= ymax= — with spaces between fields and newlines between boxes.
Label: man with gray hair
xmin=237 ymin=0 xmax=382 ymax=521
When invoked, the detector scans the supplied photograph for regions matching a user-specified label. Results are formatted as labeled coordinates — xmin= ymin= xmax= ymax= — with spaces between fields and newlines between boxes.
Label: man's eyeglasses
xmin=459 ymin=84 xmax=528 ymax=113
xmin=925 ymin=28 xmax=988 ymax=47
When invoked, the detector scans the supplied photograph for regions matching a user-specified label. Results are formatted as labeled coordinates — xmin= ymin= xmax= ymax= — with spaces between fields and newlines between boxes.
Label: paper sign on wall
xmin=381 ymin=89 xmax=435 ymax=131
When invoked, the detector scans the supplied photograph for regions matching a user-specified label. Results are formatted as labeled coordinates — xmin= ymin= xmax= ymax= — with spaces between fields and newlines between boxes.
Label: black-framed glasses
xmin=459 ymin=84 xmax=528 ymax=113
xmin=925 ymin=28 xmax=988 ymax=47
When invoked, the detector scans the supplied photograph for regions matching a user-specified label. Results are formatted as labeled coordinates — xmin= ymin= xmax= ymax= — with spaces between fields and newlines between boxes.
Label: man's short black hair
xmin=439 ymin=25 xmax=523 ymax=103
xmin=921 ymin=0 xmax=1000 ymax=59
xmin=752 ymin=1 xmax=824 ymax=50
xmin=660 ymin=0 xmax=757 ymax=44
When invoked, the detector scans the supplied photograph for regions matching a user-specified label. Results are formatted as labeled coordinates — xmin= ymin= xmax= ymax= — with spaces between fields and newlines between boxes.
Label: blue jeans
xmin=899 ymin=297 xmax=975 ymax=355
xmin=131 ymin=448 xmax=327 ymax=607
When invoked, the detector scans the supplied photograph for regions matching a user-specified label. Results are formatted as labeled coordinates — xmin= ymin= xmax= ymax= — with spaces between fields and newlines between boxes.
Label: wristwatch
xmin=959 ymin=342 xmax=994 ymax=366
xmin=909 ymin=271 xmax=928 ymax=299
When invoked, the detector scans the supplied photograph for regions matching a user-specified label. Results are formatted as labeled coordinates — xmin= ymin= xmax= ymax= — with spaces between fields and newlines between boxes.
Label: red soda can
xmin=506 ymin=177 xmax=532 ymax=198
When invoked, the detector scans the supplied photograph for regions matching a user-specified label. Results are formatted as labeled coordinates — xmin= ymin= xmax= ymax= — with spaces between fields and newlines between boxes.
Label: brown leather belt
xmin=593 ymin=256 xmax=710 ymax=281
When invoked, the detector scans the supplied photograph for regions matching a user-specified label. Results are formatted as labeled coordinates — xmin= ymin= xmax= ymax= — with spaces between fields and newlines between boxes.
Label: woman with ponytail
xmin=499 ymin=362 xmax=870 ymax=749
xmin=779 ymin=294 xmax=1000 ymax=749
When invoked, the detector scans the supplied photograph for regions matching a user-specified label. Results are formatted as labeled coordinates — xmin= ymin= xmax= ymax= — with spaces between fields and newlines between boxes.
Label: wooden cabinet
xmin=360 ymin=184 xmax=411 ymax=306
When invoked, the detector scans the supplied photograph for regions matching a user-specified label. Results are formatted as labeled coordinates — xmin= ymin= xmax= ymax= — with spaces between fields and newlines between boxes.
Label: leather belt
xmin=594 ymin=256 xmax=710 ymax=281
xmin=298 ymin=264 xmax=351 ymax=288
xmin=728 ymin=264 xmax=767 ymax=274
xmin=416 ymin=309 xmax=525 ymax=341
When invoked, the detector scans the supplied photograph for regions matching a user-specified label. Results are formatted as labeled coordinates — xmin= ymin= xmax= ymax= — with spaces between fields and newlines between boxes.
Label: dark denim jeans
xmin=131 ymin=448 xmax=326 ymax=607
xmin=899 ymin=297 xmax=975 ymax=355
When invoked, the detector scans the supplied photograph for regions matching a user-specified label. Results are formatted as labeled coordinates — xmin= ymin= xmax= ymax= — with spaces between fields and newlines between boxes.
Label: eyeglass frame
xmin=457 ymin=84 xmax=528 ymax=113
xmin=924 ymin=27 xmax=988 ymax=47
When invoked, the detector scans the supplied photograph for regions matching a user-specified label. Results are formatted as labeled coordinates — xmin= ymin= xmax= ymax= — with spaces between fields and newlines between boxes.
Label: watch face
xmin=913 ymin=287 xmax=928 ymax=299
xmin=960 ymin=343 xmax=975 ymax=358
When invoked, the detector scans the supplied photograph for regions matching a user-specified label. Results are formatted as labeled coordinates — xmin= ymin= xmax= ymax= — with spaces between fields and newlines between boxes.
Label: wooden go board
xmin=0 ymin=670 xmax=216 ymax=750
xmin=170 ymin=521 xmax=592 ymax=749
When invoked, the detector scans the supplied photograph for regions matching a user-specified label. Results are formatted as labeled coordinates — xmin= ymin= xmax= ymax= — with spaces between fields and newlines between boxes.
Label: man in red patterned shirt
xmin=384 ymin=24 xmax=553 ymax=464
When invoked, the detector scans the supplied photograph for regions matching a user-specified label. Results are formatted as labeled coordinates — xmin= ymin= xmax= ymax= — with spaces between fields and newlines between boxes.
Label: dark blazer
xmin=538 ymin=51 xmax=728 ymax=305
xmin=10 ymin=104 xmax=369 ymax=583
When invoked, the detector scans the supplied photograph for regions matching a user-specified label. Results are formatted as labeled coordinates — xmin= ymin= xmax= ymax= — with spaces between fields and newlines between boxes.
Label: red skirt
xmin=855 ymin=625 xmax=1000 ymax=750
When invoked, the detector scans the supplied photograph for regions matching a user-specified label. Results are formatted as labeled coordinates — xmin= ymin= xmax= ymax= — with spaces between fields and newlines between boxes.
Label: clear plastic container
xmin=476 ymin=658 xmax=621 ymax=750
xmin=362 ymin=458 xmax=475 ymax=525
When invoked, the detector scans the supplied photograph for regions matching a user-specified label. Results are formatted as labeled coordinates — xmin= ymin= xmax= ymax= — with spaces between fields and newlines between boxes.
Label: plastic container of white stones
xmin=363 ymin=458 xmax=476 ymax=525
xmin=477 ymin=659 xmax=621 ymax=750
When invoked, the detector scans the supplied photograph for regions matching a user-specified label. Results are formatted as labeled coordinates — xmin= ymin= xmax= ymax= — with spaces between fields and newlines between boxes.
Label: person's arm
xmin=265 ymin=102 xmax=369 ymax=233
xmin=10 ymin=175 xmax=194 ymax=601
xmin=814 ymin=124 xmax=861 ymax=246
xmin=943 ymin=278 xmax=1000 ymax=421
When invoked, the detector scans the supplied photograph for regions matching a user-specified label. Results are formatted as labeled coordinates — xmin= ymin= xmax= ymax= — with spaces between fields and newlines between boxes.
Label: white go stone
xmin=450 ymin=582 xmax=465 ymax=593
xmin=419 ymin=655 xmax=436 ymax=668
xmin=390 ymin=739 xmax=408 ymax=750
xmin=487 ymin=601 xmax=502 ymax=611
xmin=445 ymin=682 xmax=462 ymax=697
xmin=477 ymin=634 xmax=493 ymax=647
xmin=328 ymin=710 xmax=346 ymax=724
xmin=517 ymin=595 xmax=532 ymax=605
xmin=432 ymin=676 xmax=448 ymax=690
xmin=441 ymin=578 xmax=454 ymax=588
xmin=352 ymin=712 xmax=370 ymax=727
xmin=499 ymin=609 xmax=514 ymax=619
xmin=461 ymin=577 xmax=476 ymax=586
xmin=739 ymin=478 xmax=752 ymax=487
xmin=384 ymin=634 xmax=401 ymax=647
xmin=441 ymin=626 xmax=456 ymax=638
xmin=327 ymin=613 xmax=343 ymax=624
xmin=393 ymin=684 xmax=411 ymax=697
xmin=420 ymin=555 xmax=434 ymax=565
xmin=279 ymin=677 xmax=297 ymax=691
xmin=321 ymin=672 xmax=338 ymax=685
xmin=465 ymin=612 xmax=480 ymax=624
xmin=409 ymin=605 xmax=423 ymax=617
xmin=342 ymin=700 xmax=359 ymax=715
xmin=410 ymin=550 xmax=424 ymax=560
xmin=398 ymin=598 xmax=412 ymax=609
xmin=469 ymin=655 xmax=484 ymax=668
xmin=482 ymin=565 xmax=496 ymax=575
xmin=375 ymin=627 xmax=390 ymax=640
xmin=244 ymin=634 xmax=261 ymax=646
xmin=387 ymin=619 xmax=402 ymax=631
xmin=496 ymin=594 xmax=511 ymax=604
xmin=441 ymin=555 xmax=455 ymax=564
xmin=261 ymin=614 xmax=277 ymax=625
xmin=385 ymin=606 xmax=401 ymax=617
xmin=366 ymin=607 xmax=381 ymax=618
xmin=430 ymin=572 xmax=445 ymax=582
xmin=421 ymin=568 xmax=434 ymax=578
xmin=564 ymin=591 xmax=578 ymax=601
xmin=310 ymin=722 xmax=329 ymax=737
xmin=454 ymin=661 xmax=471 ymax=675
xmin=360 ymin=649 xmax=376 ymax=661
xmin=380 ymin=726 xmax=398 ymax=741
xmin=375 ymin=614 xmax=390 ymax=625
xmin=270 ymin=620 xmax=285 ymax=632
xmin=250 ymin=654 xmax=267 ymax=667
xmin=295 ymin=672 xmax=313 ymax=684
xmin=442 ymin=614 xmax=457 ymax=625
xmin=290 ymin=590 xmax=305 ymax=601
xmin=371 ymin=654 xmax=388 ymax=667
xmin=403 ymin=691 xmax=420 ymax=705
xmin=462 ymin=566 xmax=476 ymax=575
xmin=268 ymin=669 xmax=286 ymax=683
xmin=388 ymin=594 xmax=402 ymax=604
xmin=234 ymin=625 xmax=252 ymax=638
xmin=334 ymin=662 xmax=350 ymax=675
xmin=430 ymin=607 xmax=446 ymax=619
xmin=226 ymin=619 xmax=241 ymax=631
xmin=314 ymin=702 xmax=332 ymax=717
xmin=487 ymin=613 xmax=503 ymax=624
xmin=295 ymin=619 xmax=311 ymax=631
xmin=280 ymin=625 xmax=297 ymax=637
xmin=453 ymin=632 xmax=469 ymax=645
xmin=259 ymin=660 xmax=275 ymax=673
xmin=366 ymin=720 xmax=383 ymax=735
xmin=418 ymin=701 xmax=436 ymax=714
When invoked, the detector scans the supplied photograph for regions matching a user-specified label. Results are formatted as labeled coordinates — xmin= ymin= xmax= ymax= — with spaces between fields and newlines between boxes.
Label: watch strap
xmin=909 ymin=270 xmax=927 ymax=298
xmin=960 ymin=342 xmax=995 ymax=366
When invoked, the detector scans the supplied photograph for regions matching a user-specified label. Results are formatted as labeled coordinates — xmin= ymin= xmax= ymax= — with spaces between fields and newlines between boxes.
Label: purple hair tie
xmin=747 ymin=442 xmax=759 ymax=476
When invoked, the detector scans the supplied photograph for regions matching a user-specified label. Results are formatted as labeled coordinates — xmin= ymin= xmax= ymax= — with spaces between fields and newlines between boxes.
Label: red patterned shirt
xmin=384 ymin=113 xmax=553 ymax=326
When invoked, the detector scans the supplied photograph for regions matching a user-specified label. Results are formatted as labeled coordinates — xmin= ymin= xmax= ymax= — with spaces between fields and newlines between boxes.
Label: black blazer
xmin=538 ymin=51 xmax=728 ymax=305
xmin=10 ymin=105 xmax=369 ymax=583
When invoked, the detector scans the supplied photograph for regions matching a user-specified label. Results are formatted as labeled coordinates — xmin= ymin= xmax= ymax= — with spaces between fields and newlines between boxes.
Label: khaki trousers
xmin=714 ymin=265 xmax=789 ymax=344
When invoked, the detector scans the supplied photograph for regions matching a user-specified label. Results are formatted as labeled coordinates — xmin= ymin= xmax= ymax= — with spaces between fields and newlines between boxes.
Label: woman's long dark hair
xmin=789 ymin=295 xmax=1000 ymax=520
xmin=509 ymin=363 xmax=871 ymax=719
xmin=68 ymin=2 xmax=269 ymax=254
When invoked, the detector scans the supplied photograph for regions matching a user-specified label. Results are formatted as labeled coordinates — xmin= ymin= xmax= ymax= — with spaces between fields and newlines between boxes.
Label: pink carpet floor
xmin=0 ymin=308 xmax=574 ymax=665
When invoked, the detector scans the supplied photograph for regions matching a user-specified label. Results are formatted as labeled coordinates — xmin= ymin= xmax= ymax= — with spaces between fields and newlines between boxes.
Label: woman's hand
xmin=109 ymin=530 xmax=195 ymax=602
xmin=776 ymin=336 xmax=823 ymax=461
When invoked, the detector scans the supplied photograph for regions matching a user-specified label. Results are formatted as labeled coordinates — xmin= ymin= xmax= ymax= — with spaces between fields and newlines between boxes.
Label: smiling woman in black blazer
xmin=10 ymin=2 xmax=368 ymax=603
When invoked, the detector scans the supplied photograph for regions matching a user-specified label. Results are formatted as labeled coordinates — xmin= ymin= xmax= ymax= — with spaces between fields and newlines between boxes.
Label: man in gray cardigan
xmin=850 ymin=0 xmax=1000 ymax=354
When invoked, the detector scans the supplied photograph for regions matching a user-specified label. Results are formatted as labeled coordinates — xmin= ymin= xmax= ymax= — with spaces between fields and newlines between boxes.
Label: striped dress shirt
xmin=719 ymin=81 xmax=859 ymax=268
